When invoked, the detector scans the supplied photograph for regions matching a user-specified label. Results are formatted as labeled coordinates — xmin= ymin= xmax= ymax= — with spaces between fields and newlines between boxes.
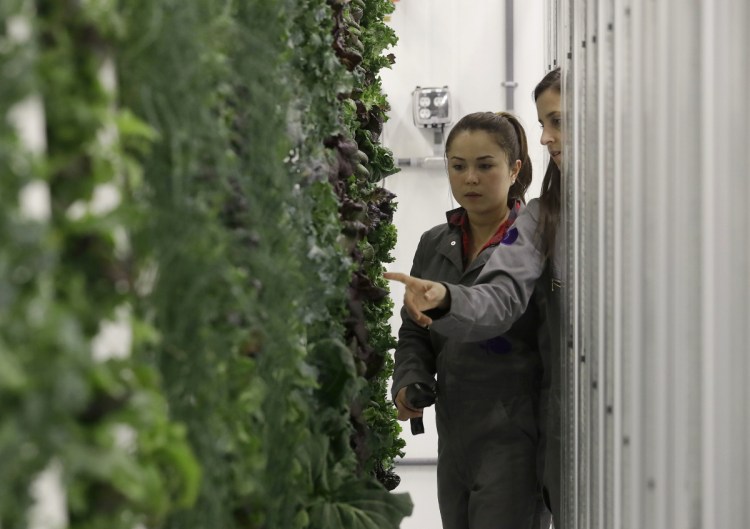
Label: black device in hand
xmin=405 ymin=382 xmax=436 ymax=435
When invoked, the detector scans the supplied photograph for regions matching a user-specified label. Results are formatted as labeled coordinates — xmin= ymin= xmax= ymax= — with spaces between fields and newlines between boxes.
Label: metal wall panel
xmin=550 ymin=0 xmax=750 ymax=527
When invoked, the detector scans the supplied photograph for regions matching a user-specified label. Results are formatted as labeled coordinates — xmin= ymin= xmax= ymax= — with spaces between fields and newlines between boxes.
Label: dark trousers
xmin=436 ymin=393 xmax=540 ymax=529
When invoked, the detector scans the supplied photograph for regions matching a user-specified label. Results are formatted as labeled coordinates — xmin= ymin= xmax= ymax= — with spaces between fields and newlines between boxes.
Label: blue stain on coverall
xmin=480 ymin=335 xmax=513 ymax=354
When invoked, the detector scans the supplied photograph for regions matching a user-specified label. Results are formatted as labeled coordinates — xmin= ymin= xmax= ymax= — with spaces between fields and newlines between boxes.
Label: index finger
xmin=384 ymin=271 xmax=410 ymax=284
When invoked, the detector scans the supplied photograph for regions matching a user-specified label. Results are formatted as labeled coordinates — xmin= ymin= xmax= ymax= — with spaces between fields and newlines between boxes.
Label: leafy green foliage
xmin=2 ymin=0 xmax=408 ymax=527
xmin=0 ymin=2 xmax=199 ymax=528
xmin=339 ymin=0 xmax=405 ymax=487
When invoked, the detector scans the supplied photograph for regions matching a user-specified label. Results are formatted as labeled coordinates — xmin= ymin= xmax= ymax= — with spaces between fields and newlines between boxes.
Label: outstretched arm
xmin=386 ymin=201 xmax=546 ymax=342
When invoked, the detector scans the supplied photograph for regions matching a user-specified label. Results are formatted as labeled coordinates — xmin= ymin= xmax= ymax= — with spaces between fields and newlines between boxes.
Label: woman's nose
xmin=540 ymin=129 xmax=552 ymax=145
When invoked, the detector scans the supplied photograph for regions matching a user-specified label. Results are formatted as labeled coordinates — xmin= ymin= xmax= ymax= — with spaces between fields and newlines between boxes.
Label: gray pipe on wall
xmin=502 ymin=0 xmax=518 ymax=111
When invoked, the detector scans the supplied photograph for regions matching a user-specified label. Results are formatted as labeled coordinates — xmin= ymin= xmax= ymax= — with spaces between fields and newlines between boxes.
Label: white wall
xmin=381 ymin=0 xmax=548 ymax=197
xmin=378 ymin=2 xmax=546 ymax=527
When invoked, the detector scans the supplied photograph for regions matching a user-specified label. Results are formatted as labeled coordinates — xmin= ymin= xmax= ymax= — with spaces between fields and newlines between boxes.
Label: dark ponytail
xmin=495 ymin=111 xmax=532 ymax=206
xmin=534 ymin=67 xmax=562 ymax=256
xmin=445 ymin=111 xmax=532 ymax=209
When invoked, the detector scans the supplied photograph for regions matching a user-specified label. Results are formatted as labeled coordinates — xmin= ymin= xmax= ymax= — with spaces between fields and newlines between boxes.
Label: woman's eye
xmin=480 ymin=164 xmax=493 ymax=170
xmin=451 ymin=164 xmax=464 ymax=170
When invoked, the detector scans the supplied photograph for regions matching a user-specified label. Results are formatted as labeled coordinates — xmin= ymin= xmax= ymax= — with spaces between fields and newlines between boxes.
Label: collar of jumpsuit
xmin=446 ymin=199 xmax=521 ymax=268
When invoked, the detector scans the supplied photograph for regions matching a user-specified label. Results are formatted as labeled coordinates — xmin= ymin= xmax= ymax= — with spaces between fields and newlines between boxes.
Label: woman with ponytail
xmin=387 ymin=67 xmax=565 ymax=528
xmin=391 ymin=111 xmax=545 ymax=529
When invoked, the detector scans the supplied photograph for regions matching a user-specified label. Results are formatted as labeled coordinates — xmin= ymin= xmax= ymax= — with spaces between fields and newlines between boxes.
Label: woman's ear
xmin=511 ymin=159 xmax=522 ymax=181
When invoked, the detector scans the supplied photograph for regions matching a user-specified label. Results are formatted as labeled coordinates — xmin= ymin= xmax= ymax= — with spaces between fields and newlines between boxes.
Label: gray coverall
xmin=392 ymin=205 xmax=544 ymax=529
xmin=429 ymin=198 xmax=564 ymax=528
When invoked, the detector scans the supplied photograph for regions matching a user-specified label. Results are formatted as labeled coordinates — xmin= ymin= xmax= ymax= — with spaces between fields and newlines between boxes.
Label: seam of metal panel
xmin=611 ymin=0 xmax=625 ymax=527
xmin=699 ymin=0 xmax=717 ymax=526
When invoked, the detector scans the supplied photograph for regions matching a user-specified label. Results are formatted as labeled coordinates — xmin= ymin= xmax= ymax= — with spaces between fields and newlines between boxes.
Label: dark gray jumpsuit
xmin=392 ymin=205 xmax=544 ymax=529
xmin=429 ymin=199 xmax=564 ymax=528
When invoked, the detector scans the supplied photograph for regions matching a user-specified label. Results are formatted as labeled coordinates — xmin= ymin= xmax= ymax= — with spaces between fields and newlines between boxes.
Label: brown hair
xmin=534 ymin=67 xmax=562 ymax=256
xmin=445 ymin=111 xmax=532 ymax=208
